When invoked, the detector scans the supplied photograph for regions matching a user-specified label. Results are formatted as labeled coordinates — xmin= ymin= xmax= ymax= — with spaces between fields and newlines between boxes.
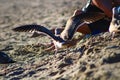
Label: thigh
xmin=113 ymin=0 xmax=120 ymax=6
xmin=92 ymin=0 xmax=112 ymax=17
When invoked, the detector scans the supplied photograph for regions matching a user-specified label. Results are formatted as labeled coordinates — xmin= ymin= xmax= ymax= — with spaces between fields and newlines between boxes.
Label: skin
xmin=92 ymin=0 xmax=120 ymax=18
xmin=92 ymin=0 xmax=113 ymax=18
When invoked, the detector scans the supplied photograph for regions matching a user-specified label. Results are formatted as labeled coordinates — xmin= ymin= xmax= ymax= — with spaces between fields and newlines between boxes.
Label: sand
xmin=0 ymin=0 xmax=120 ymax=80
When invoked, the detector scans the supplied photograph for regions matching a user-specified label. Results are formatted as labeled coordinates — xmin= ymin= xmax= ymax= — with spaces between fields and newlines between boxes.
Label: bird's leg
xmin=44 ymin=45 xmax=55 ymax=52
xmin=35 ymin=40 xmax=53 ymax=47
xmin=65 ymin=48 xmax=70 ymax=54
xmin=111 ymin=32 xmax=115 ymax=40
xmin=54 ymin=46 xmax=58 ymax=54
xmin=53 ymin=40 xmax=59 ymax=54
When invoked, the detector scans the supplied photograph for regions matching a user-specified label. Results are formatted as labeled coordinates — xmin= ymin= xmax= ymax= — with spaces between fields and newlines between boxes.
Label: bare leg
xmin=113 ymin=0 xmax=120 ymax=6
xmin=76 ymin=23 xmax=91 ymax=34
xmin=92 ymin=0 xmax=112 ymax=18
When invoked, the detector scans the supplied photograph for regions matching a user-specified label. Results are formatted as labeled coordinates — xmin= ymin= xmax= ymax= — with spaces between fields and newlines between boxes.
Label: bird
xmin=60 ymin=10 xmax=106 ymax=41
xmin=13 ymin=11 xmax=106 ymax=53
xmin=13 ymin=24 xmax=86 ymax=53
xmin=12 ymin=24 xmax=67 ymax=53
xmin=109 ymin=6 xmax=120 ymax=38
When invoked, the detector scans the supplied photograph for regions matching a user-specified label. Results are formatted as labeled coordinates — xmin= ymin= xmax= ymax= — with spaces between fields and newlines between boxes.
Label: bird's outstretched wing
xmin=30 ymin=31 xmax=46 ymax=38
xmin=12 ymin=24 xmax=65 ymax=42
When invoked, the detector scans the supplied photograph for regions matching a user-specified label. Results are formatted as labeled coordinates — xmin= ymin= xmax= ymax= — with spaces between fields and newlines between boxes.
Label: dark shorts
xmin=82 ymin=4 xmax=111 ymax=35
xmin=88 ymin=19 xmax=110 ymax=35
xmin=82 ymin=2 xmax=103 ymax=13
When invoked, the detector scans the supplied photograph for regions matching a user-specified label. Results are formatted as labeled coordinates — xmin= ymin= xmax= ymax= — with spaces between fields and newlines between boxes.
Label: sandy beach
xmin=0 ymin=0 xmax=120 ymax=80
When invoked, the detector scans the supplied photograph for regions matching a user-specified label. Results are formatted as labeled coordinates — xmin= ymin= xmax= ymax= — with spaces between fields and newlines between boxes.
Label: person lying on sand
xmin=43 ymin=0 xmax=120 ymax=51
xmin=45 ymin=0 xmax=120 ymax=51
xmin=60 ymin=0 xmax=120 ymax=41
xmin=44 ymin=0 xmax=120 ymax=51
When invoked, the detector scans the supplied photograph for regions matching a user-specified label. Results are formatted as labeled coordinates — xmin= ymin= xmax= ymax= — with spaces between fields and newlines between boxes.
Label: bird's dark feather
xmin=13 ymin=24 xmax=65 ymax=42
